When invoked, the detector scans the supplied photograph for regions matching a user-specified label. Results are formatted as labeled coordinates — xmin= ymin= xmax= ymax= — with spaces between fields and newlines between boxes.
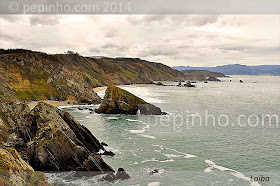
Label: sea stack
xmin=95 ymin=86 xmax=166 ymax=115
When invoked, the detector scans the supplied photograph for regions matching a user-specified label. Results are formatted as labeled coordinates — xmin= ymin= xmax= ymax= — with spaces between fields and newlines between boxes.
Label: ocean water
xmin=46 ymin=75 xmax=280 ymax=186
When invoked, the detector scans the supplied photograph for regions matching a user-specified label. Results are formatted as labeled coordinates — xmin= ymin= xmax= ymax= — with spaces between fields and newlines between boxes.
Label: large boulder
xmin=101 ymin=168 xmax=130 ymax=182
xmin=95 ymin=86 xmax=166 ymax=115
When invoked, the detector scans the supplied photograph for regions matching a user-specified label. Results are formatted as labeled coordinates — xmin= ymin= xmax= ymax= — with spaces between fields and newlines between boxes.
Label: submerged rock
xmin=207 ymin=76 xmax=221 ymax=81
xmin=95 ymin=86 xmax=166 ymax=115
xmin=155 ymin=82 xmax=164 ymax=86
xmin=177 ymin=82 xmax=182 ymax=87
xmin=102 ymin=168 xmax=130 ymax=182
xmin=184 ymin=81 xmax=195 ymax=87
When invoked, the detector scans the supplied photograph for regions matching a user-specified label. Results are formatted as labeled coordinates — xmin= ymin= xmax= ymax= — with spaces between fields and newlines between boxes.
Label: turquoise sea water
xmin=46 ymin=75 xmax=280 ymax=186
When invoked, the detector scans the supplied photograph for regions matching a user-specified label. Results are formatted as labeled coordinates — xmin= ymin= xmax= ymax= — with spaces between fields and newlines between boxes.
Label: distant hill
xmin=181 ymin=70 xmax=226 ymax=77
xmin=0 ymin=49 xmax=185 ymax=102
xmin=173 ymin=64 xmax=280 ymax=75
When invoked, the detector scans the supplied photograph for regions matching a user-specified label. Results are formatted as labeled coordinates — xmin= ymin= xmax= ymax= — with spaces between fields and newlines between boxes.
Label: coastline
xmin=28 ymin=84 xmax=155 ymax=109
xmin=28 ymin=100 xmax=72 ymax=110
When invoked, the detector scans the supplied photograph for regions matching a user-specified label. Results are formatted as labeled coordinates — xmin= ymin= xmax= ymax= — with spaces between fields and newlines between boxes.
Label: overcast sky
xmin=0 ymin=15 xmax=279 ymax=67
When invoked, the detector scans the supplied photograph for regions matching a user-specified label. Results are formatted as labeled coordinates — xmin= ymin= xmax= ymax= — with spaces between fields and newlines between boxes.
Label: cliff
xmin=0 ymin=49 xmax=185 ymax=103
xmin=0 ymin=148 xmax=50 ymax=186
xmin=0 ymin=100 xmax=116 ymax=184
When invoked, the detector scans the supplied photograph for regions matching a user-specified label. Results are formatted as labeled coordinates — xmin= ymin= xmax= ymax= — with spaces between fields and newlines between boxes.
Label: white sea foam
xmin=141 ymin=158 xmax=174 ymax=163
xmin=126 ymin=119 xmax=143 ymax=122
xmin=121 ymin=87 xmax=165 ymax=103
xmin=148 ymin=182 xmax=161 ymax=186
xmin=204 ymin=160 xmax=261 ymax=186
xmin=140 ymin=134 xmax=156 ymax=139
xmin=105 ymin=117 xmax=119 ymax=120
xmin=96 ymin=89 xmax=106 ymax=99
xmin=129 ymin=123 xmax=150 ymax=134
xmin=58 ymin=105 xmax=73 ymax=109
xmin=129 ymin=129 xmax=145 ymax=134
xmin=203 ymin=167 xmax=213 ymax=173
xmin=152 ymin=144 xmax=164 ymax=152
xmin=183 ymin=154 xmax=197 ymax=158
xmin=163 ymin=154 xmax=182 ymax=158
xmin=165 ymin=147 xmax=197 ymax=158
xmin=129 ymin=161 xmax=139 ymax=165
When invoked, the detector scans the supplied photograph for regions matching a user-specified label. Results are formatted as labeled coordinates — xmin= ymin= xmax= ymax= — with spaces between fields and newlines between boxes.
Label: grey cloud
xmin=104 ymin=30 xmax=118 ymax=38
xmin=139 ymin=47 xmax=179 ymax=58
xmin=220 ymin=46 xmax=280 ymax=54
xmin=0 ymin=15 xmax=22 ymax=22
xmin=101 ymin=43 xmax=128 ymax=51
xmin=0 ymin=30 xmax=16 ymax=41
xmin=190 ymin=15 xmax=220 ymax=26
xmin=169 ymin=15 xmax=220 ymax=26
xmin=126 ymin=15 xmax=167 ymax=24
xmin=127 ymin=15 xmax=220 ymax=27
xmin=89 ymin=48 xmax=101 ymax=54
xmin=29 ymin=15 xmax=60 ymax=26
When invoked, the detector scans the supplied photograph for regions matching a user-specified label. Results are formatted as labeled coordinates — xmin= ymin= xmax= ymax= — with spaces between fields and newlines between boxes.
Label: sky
xmin=0 ymin=14 xmax=279 ymax=67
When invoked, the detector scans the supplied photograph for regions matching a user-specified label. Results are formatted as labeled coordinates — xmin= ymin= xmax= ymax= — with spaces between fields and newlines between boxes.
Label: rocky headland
xmin=0 ymin=100 xmax=122 ymax=185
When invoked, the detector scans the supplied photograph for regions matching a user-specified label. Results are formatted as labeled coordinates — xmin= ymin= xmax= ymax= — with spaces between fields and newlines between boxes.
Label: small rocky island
xmin=95 ymin=86 xmax=166 ymax=115
xmin=0 ymin=101 xmax=124 ymax=185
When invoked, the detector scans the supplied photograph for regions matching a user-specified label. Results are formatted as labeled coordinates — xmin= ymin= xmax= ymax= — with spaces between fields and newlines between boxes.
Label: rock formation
xmin=184 ymin=81 xmax=195 ymax=87
xmin=0 ymin=100 xmax=119 ymax=184
xmin=155 ymin=82 xmax=164 ymax=86
xmin=102 ymin=168 xmax=130 ymax=182
xmin=177 ymin=82 xmax=182 ymax=87
xmin=26 ymin=102 xmax=113 ymax=172
xmin=207 ymin=76 xmax=221 ymax=81
xmin=0 ymin=147 xmax=50 ymax=185
xmin=95 ymin=86 xmax=166 ymax=115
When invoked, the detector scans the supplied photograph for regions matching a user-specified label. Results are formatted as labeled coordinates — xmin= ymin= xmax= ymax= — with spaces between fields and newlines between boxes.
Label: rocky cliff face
xmin=0 ymin=52 xmax=101 ymax=104
xmin=0 ymin=100 xmax=115 ymax=184
xmin=0 ymin=148 xmax=50 ymax=186
xmin=0 ymin=49 xmax=185 ymax=102
xmin=95 ymin=86 xmax=166 ymax=115
xmin=27 ymin=102 xmax=112 ymax=172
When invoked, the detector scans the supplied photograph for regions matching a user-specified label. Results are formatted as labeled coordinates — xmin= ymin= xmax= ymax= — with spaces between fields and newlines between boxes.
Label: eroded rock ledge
xmin=95 ymin=85 xmax=166 ymax=115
